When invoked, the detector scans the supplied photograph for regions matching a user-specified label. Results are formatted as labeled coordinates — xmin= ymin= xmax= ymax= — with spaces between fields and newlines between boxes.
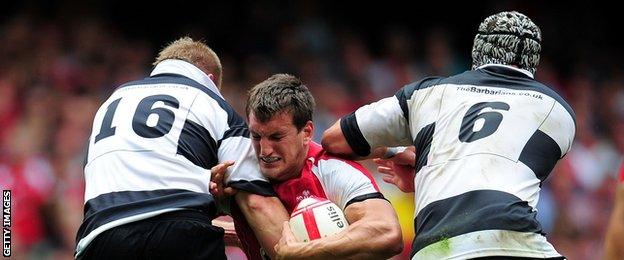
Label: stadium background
xmin=0 ymin=1 xmax=621 ymax=259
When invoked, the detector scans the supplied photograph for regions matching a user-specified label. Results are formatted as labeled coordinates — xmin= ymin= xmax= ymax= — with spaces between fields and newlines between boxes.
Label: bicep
xmin=343 ymin=198 xmax=398 ymax=224
xmin=321 ymin=120 xmax=357 ymax=158
xmin=235 ymin=191 xmax=289 ymax=258
xmin=235 ymin=192 xmax=288 ymax=226
xmin=323 ymin=97 xmax=410 ymax=158
xmin=355 ymin=96 xmax=411 ymax=148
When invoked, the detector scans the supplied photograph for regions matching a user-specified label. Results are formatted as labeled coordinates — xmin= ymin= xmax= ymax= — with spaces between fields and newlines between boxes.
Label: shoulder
xmin=318 ymin=154 xmax=369 ymax=173
xmin=309 ymin=142 xmax=365 ymax=172
xmin=533 ymin=81 xmax=576 ymax=123
xmin=396 ymin=76 xmax=447 ymax=99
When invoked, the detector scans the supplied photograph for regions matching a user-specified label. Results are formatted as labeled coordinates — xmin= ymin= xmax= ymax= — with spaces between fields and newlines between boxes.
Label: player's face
xmin=249 ymin=112 xmax=313 ymax=182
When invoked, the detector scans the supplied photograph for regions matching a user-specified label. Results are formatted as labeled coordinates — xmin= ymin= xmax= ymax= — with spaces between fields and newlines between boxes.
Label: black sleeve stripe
xmin=218 ymin=127 xmax=250 ymax=146
xmin=413 ymin=123 xmax=435 ymax=173
xmin=177 ymin=119 xmax=218 ymax=169
xmin=394 ymin=87 xmax=411 ymax=124
xmin=344 ymin=192 xmax=386 ymax=209
xmin=228 ymin=180 xmax=277 ymax=197
xmin=226 ymin=112 xmax=248 ymax=132
xmin=519 ymin=130 xmax=561 ymax=183
xmin=83 ymin=137 xmax=90 ymax=169
xmin=340 ymin=112 xmax=372 ymax=157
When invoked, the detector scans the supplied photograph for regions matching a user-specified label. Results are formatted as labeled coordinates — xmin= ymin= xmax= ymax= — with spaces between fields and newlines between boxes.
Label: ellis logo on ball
xmin=289 ymin=197 xmax=349 ymax=242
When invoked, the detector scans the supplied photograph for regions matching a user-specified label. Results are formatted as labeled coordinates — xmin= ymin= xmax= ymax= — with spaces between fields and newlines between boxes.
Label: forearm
xmin=322 ymin=120 xmax=412 ymax=161
xmin=290 ymin=220 xmax=401 ymax=259
xmin=605 ymin=185 xmax=624 ymax=260
xmin=236 ymin=191 xmax=289 ymax=258
xmin=279 ymin=199 xmax=403 ymax=260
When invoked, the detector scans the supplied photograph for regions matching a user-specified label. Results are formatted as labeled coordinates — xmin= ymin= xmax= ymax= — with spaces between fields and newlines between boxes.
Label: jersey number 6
xmin=94 ymin=95 xmax=180 ymax=143
xmin=459 ymin=101 xmax=510 ymax=143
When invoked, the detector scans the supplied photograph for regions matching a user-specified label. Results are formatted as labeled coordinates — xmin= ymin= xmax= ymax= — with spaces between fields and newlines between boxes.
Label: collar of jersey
xmin=477 ymin=64 xmax=534 ymax=79
xmin=150 ymin=59 xmax=223 ymax=98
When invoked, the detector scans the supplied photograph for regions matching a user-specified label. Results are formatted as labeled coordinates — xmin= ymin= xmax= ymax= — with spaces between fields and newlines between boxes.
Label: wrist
xmin=382 ymin=146 xmax=407 ymax=159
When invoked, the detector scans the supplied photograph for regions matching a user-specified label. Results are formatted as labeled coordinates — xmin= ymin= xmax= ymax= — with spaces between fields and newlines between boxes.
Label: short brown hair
xmin=246 ymin=74 xmax=315 ymax=130
xmin=154 ymin=37 xmax=223 ymax=87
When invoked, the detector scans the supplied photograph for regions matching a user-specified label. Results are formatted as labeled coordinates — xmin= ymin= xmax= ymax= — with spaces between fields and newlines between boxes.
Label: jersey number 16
xmin=94 ymin=95 xmax=180 ymax=143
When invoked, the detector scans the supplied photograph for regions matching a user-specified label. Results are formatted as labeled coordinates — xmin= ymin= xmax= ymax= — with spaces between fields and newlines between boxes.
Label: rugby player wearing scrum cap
xmin=323 ymin=11 xmax=574 ymax=259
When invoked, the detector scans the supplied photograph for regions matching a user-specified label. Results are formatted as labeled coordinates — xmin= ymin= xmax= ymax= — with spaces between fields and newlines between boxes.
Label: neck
xmin=294 ymin=143 xmax=310 ymax=176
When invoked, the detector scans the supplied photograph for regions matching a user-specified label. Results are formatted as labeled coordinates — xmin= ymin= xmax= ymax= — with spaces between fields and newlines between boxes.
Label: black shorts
xmin=79 ymin=210 xmax=225 ymax=260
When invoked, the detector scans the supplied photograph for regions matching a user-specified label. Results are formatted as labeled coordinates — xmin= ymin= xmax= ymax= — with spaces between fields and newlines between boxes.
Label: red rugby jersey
xmin=273 ymin=142 xmax=382 ymax=213
xmin=232 ymin=141 xmax=384 ymax=260
xmin=620 ymin=162 xmax=624 ymax=183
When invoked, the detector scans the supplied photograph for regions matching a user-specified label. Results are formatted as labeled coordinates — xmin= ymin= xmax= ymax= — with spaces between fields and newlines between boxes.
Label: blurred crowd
xmin=1 ymin=3 xmax=622 ymax=260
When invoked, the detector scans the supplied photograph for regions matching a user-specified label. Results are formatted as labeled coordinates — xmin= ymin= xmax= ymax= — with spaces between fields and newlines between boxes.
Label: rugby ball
xmin=289 ymin=197 xmax=349 ymax=242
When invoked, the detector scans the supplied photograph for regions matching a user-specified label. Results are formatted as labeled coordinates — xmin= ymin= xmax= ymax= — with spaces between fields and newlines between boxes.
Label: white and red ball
xmin=289 ymin=197 xmax=349 ymax=242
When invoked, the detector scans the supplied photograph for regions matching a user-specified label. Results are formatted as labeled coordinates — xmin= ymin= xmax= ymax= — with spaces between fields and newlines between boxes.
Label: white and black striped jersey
xmin=75 ymin=60 xmax=273 ymax=257
xmin=340 ymin=64 xmax=575 ymax=259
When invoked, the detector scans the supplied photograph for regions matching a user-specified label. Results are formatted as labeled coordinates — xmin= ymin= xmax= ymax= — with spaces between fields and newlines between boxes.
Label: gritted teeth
xmin=261 ymin=157 xmax=280 ymax=163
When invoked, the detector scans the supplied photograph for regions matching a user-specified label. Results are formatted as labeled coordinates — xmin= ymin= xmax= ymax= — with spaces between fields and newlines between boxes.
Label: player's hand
xmin=274 ymin=221 xmax=303 ymax=260
xmin=209 ymin=161 xmax=238 ymax=199
xmin=373 ymin=147 xmax=416 ymax=192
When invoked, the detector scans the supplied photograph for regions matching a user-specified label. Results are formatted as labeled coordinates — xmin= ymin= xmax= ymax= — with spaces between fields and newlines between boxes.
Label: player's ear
xmin=207 ymin=73 xmax=222 ymax=90
xmin=302 ymin=121 xmax=314 ymax=144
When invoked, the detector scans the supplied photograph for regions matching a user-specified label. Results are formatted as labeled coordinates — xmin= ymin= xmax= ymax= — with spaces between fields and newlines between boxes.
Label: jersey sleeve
xmin=538 ymin=101 xmax=576 ymax=157
xmin=189 ymin=92 xmax=276 ymax=197
xmin=340 ymin=96 xmax=411 ymax=157
xmin=219 ymin=125 xmax=276 ymax=197
xmin=315 ymin=158 xmax=385 ymax=210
